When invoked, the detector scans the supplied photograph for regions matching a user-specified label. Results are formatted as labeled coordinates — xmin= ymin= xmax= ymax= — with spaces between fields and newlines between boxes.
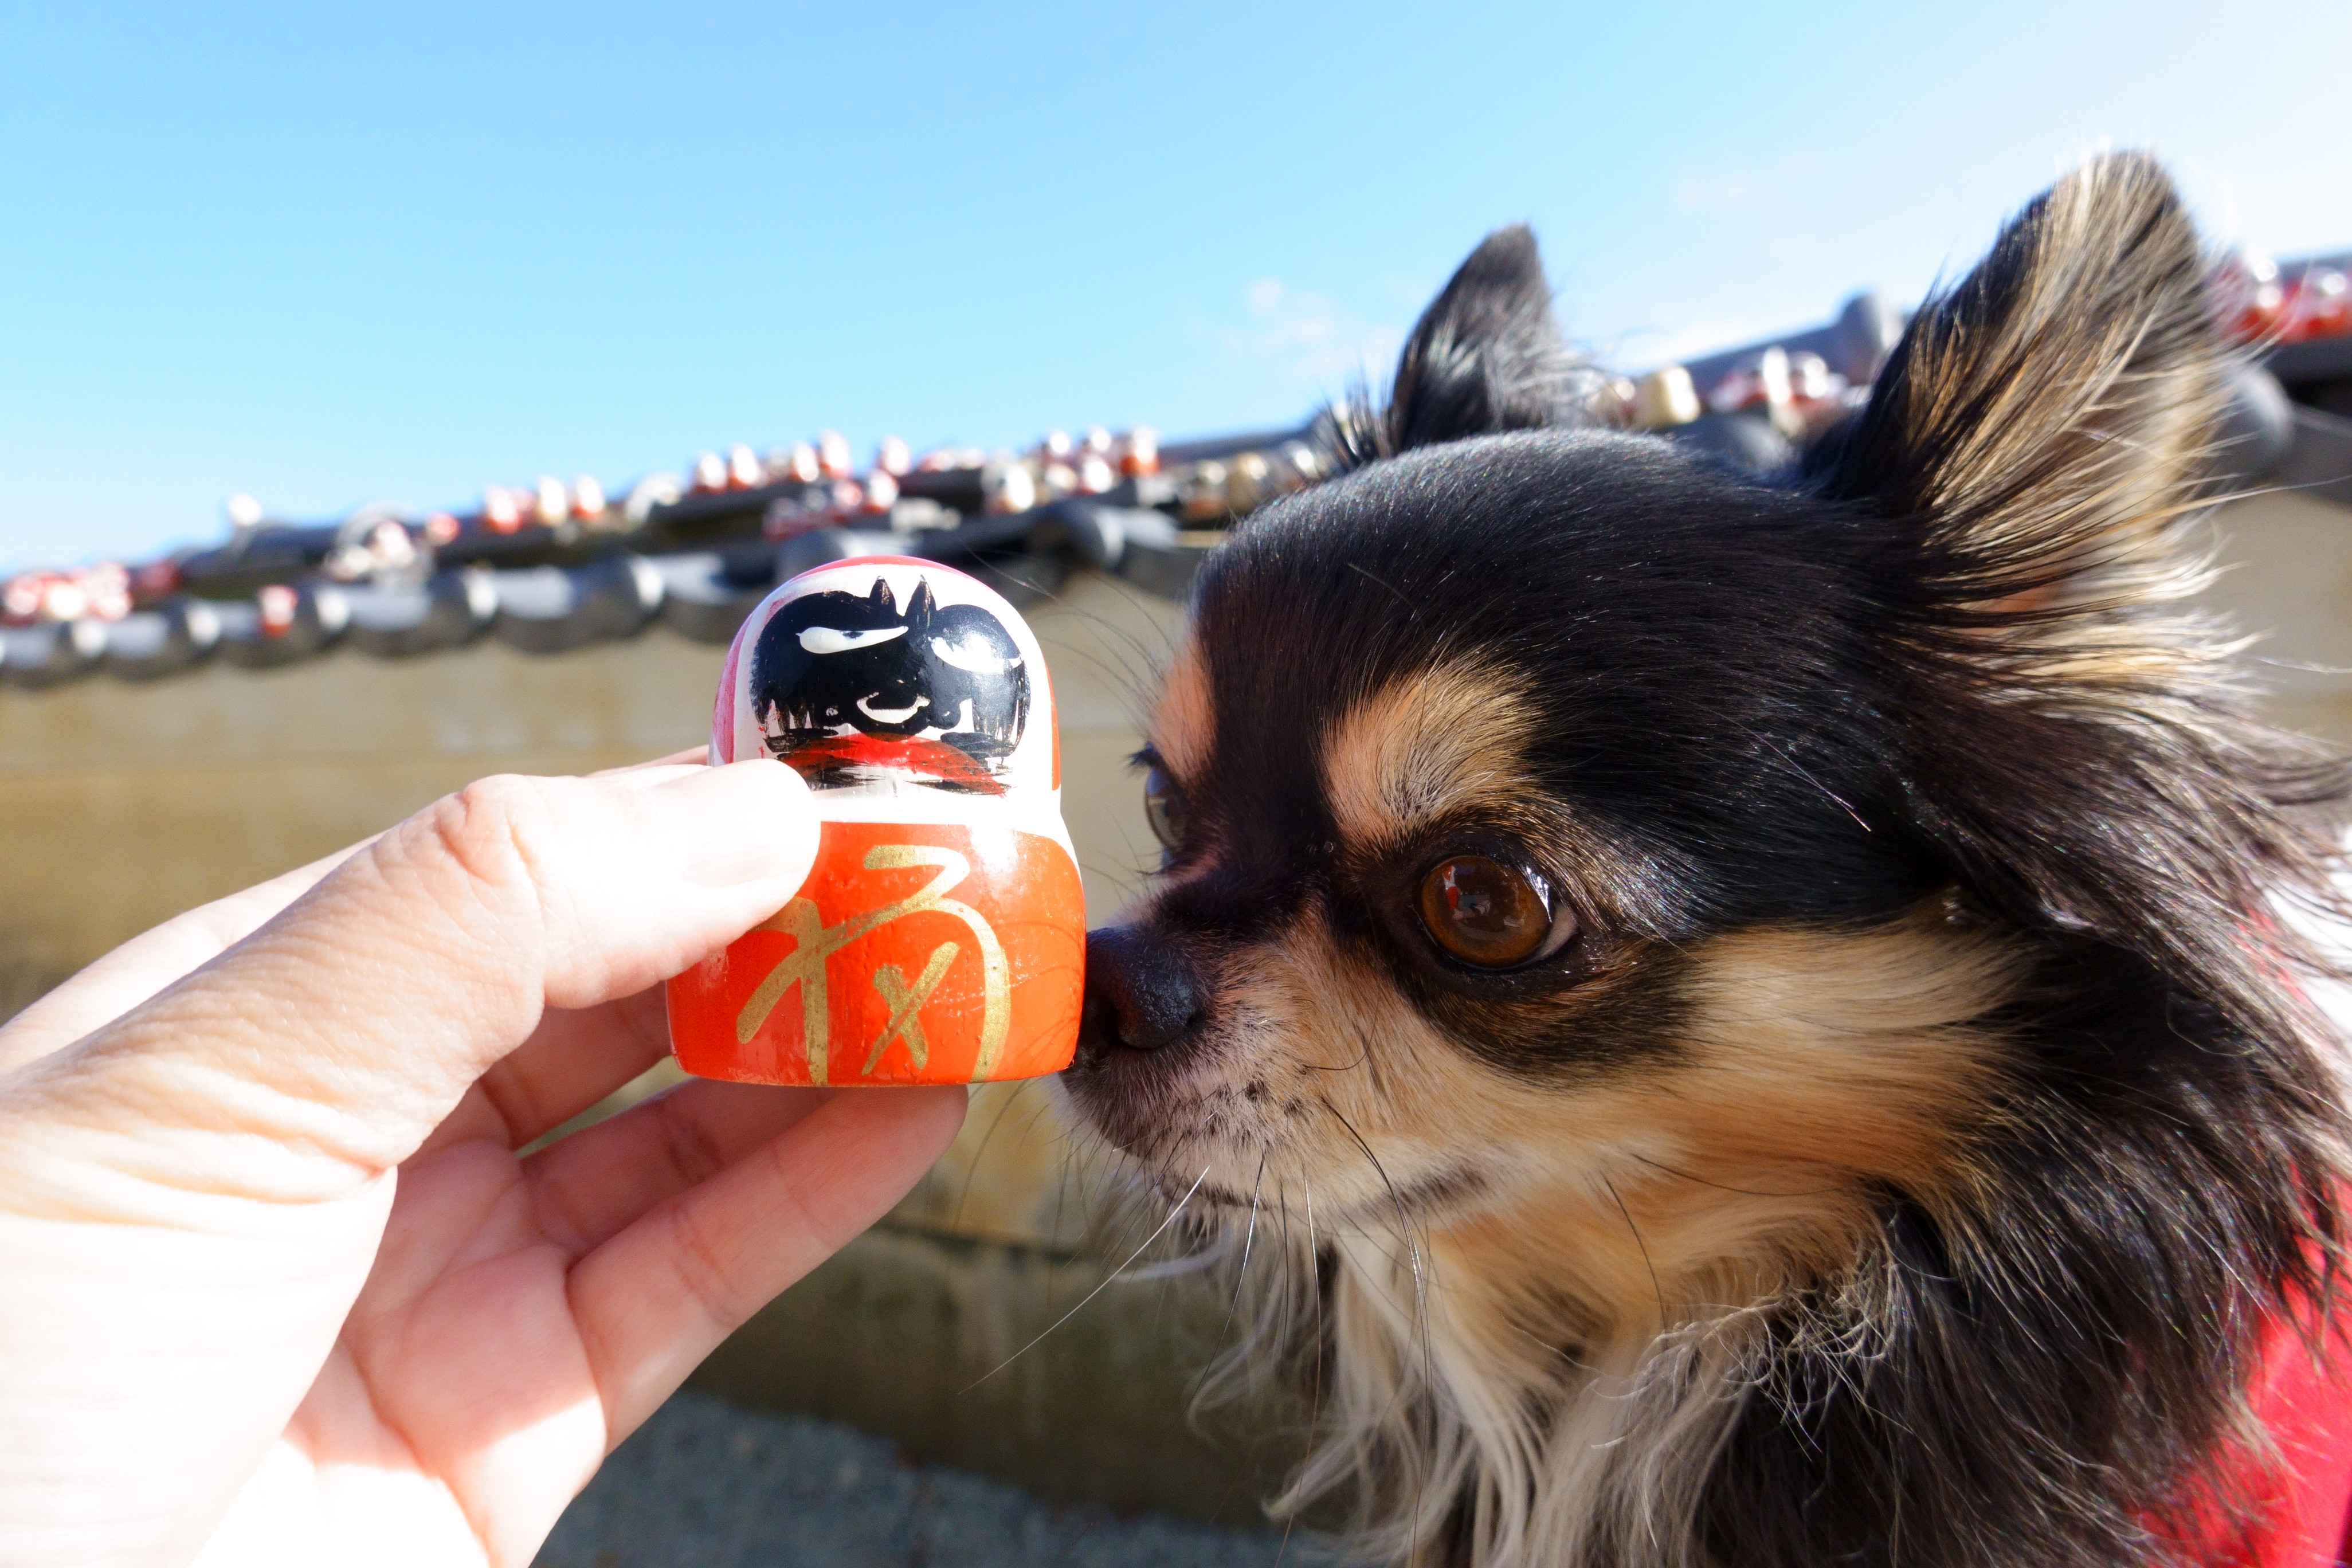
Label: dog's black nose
xmin=1079 ymin=926 xmax=1203 ymax=1057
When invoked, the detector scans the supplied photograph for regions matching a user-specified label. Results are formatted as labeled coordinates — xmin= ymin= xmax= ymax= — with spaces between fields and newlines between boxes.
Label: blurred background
xmin=7 ymin=0 xmax=2352 ymax=573
xmin=5 ymin=4 xmax=2351 ymax=1563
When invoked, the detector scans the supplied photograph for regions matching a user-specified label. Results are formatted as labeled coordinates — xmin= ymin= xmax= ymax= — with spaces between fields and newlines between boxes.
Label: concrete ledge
xmin=689 ymin=1221 xmax=1304 ymax=1526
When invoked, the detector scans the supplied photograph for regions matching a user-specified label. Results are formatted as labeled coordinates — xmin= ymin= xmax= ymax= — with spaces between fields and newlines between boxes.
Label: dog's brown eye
xmin=1143 ymin=766 xmax=1188 ymax=852
xmin=1418 ymin=856 xmax=1565 ymax=968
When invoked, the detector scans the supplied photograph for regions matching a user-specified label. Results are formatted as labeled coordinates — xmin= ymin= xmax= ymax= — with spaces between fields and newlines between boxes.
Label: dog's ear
xmin=1325 ymin=225 xmax=1587 ymax=468
xmin=1806 ymin=152 xmax=2228 ymax=642
xmin=1809 ymin=156 xmax=2350 ymax=1024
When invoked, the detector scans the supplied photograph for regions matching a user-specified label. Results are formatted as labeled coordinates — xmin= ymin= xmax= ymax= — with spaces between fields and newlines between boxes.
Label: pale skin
xmin=0 ymin=754 xmax=969 ymax=1568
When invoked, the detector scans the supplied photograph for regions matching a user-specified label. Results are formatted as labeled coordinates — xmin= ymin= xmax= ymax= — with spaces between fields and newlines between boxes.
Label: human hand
xmin=0 ymin=757 xmax=969 ymax=1568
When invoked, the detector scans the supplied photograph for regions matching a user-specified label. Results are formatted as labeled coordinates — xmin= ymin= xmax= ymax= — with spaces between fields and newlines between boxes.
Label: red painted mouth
xmin=780 ymin=731 xmax=1007 ymax=795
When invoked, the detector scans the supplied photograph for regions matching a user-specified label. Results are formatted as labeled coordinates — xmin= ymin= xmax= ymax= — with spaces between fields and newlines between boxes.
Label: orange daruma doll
xmin=667 ymin=556 xmax=1085 ymax=1085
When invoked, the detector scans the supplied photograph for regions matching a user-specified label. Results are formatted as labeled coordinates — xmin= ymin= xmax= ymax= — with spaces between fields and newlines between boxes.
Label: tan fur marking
xmin=1150 ymin=635 xmax=1214 ymax=782
xmin=1124 ymin=899 xmax=2021 ymax=1308
xmin=1092 ymin=899 xmax=2026 ymax=1566
xmin=1323 ymin=661 xmax=1539 ymax=849
xmin=1192 ymin=907 xmax=2020 ymax=1324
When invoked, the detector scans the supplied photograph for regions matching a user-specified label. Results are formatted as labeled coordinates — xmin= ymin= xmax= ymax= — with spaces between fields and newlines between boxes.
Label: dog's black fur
xmin=1065 ymin=155 xmax=2352 ymax=1566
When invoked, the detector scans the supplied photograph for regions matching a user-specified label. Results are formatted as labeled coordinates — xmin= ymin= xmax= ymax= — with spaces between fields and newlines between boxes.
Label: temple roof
xmin=9 ymin=257 xmax=2351 ymax=692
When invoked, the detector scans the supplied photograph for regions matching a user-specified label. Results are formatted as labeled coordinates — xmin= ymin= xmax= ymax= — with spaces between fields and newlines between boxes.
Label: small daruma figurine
xmin=668 ymin=557 xmax=1085 ymax=1085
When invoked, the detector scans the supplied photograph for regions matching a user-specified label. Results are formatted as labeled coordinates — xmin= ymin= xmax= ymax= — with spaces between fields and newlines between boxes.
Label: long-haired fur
xmin=1065 ymin=154 xmax=2352 ymax=1567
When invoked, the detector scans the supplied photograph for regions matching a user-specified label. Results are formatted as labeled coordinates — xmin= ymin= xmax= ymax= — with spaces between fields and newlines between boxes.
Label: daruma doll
xmin=668 ymin=556 xmax=1085 ymax=1085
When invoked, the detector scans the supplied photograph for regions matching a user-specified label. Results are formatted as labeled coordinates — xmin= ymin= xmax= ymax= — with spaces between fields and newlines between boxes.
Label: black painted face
xmin=748 ymin=575 xmax=1030 ymax=793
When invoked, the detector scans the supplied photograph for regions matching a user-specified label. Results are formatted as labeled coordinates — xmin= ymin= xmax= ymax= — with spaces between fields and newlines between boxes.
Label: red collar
xmin=2167 ymin=1307 xmax=2352 ymax=1566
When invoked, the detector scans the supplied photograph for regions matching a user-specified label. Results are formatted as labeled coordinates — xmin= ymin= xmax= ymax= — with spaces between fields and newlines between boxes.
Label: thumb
xmin=35 ymin=759 xmax=820 ymax=1179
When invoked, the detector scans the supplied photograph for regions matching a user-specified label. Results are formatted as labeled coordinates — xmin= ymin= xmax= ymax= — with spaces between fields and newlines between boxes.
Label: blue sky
xmin=3 ymin=1 xmax=2347 ymax=572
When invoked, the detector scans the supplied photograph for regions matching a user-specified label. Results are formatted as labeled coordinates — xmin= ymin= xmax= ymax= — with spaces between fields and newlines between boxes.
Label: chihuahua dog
xmin=1059 ymin=155 xmax=2352 ymax=1567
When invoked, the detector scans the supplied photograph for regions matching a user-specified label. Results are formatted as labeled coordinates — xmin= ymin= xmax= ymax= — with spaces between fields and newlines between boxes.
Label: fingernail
xmin=663 ymin=760 xmax=820 ymax=889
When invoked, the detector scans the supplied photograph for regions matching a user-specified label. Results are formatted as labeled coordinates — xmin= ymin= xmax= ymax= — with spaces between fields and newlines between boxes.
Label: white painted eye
xmin=799 ymin=625 xmax=908 ymax=654
xmin=930 ymin=635 xmax=1021 ymax=675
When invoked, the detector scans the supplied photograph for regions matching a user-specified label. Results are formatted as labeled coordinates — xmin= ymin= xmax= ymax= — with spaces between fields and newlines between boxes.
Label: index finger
xmin=39 ymin=759 xmax=819 ymax=1184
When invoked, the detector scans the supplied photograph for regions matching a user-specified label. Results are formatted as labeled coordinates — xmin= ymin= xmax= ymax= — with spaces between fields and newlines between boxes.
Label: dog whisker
xmin=1219 ymin=1145 xmax=1272 ymax=1351
xmin=1621 ymin=1151 xmax=1845 ymax=1199
xmin=948 ymin=1079 xmax=1036 ymax=1234
xmin=1296 ymin=1041 xmax=1370 ymax=1075
xmin=964 ymin=1164 xmax=1213 ymax=1393
xmin=1347 ymin=560 xmax=1419 ymax=621
xmin=1600 ymin=1174 xmax=1667 ymax=1339
xmin=1318 ymin=1095 xmax=1440 ymax=1557
xmin=1273 ymin=1172 xmax=1323 ymax=1568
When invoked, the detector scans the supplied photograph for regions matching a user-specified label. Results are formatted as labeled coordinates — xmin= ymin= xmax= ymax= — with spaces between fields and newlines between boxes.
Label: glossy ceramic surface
xmin=669 ymin=557 xmax=1084 ymax=1085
